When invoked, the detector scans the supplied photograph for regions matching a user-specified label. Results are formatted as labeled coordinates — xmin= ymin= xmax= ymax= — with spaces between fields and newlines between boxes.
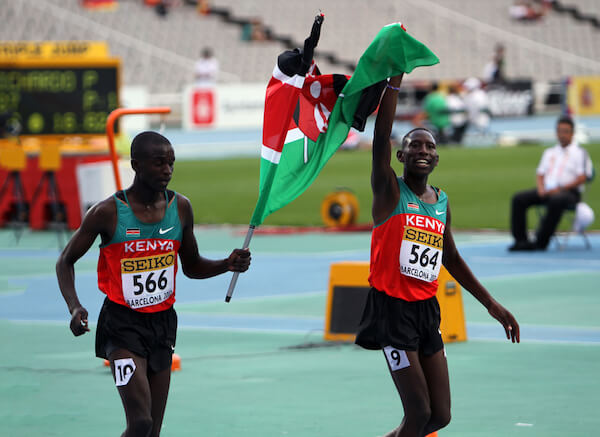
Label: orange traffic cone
xmin=171 ymin=353 xmax=181 ymax=371
xmin=103 ymin=355 xmax=181 ymax=371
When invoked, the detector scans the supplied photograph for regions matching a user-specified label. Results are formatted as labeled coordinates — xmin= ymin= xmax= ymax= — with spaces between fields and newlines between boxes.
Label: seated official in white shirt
xmin=509 ymin=115 xmax=593 ymax=251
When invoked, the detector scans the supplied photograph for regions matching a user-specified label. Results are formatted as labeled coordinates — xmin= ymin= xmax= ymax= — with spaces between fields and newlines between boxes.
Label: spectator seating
xmin=1 ymin=0 xmax=598 ymax=93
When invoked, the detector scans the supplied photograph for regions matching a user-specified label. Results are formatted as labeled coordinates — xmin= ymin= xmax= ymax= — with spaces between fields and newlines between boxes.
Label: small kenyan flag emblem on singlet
xmin=407 ymin=202 xmax=419 ymax=211
xmin=126 ymin=228 xmax=140 ymax=237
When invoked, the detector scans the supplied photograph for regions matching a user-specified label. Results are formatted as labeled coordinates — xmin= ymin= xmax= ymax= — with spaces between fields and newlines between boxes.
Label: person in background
xmin=194 ymin=47 xmax=219 ymax=87
xmin=508 ymin=115 xmax=593 ymax=251
xmin=197 ymin=0 xmax=210 ymax=15
xmin=463 ymin=77 xmax=491 ymax=134
xmin=509 ymin=0 xmax=548 ymax=21
xmin=241 ymin=17 xmax=270 ymax=42
xmin=482 ymin=43 xmax=505 ymax=85
xmin=445 ymin=83 xmax=468 ymax=144
xmin=421 ymin=82 xmax=450 ymax=144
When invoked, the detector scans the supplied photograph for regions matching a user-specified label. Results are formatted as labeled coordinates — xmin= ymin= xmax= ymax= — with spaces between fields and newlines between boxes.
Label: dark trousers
xmin=450 ymin=122 xmax=468 ymax=144
xmin=511 ymin=188 xmax=580 ymax=248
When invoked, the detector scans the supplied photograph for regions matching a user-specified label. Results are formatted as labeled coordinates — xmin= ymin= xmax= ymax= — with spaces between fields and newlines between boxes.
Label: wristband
xmin=386 ymin=84 xmax=401 ymax=91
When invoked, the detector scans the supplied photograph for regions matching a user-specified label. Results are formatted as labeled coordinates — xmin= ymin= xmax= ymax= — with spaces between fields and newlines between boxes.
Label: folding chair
xmin=551 ymin=150 xmax=594 ymax=250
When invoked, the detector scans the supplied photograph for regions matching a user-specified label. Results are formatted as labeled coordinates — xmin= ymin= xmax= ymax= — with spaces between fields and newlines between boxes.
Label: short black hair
xmin=131 ymin=131 xmax=171 ymax=160
xmin=401 ymin=127 xmax=435 ymax=149
xmin=557 ymin=115 xmax=575 ymax=130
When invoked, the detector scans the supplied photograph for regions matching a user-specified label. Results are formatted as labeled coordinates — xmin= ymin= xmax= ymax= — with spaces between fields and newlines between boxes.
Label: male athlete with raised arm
xmin=356 ymin=75 xmax=520 ymax=437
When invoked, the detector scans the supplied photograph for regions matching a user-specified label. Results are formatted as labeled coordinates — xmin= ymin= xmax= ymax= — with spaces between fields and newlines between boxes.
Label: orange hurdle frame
xmin=106 ymin=107 xmax=171 ymax=191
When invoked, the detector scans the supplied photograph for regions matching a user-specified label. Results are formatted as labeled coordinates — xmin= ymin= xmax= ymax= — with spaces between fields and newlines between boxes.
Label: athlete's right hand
xmin=70 ymin=306 xmax=90 ymax=336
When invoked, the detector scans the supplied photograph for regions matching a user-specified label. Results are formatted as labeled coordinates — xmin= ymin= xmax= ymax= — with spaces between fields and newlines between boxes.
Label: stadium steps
xmin=1 ymin=0 xmax=599 ymax=93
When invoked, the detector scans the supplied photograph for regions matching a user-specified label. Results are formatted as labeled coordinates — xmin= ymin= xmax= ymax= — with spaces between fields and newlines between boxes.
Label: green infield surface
xmin=169 ymin=144 xmax=600 ymax=229
xmin=1 ymin=228 xmax=599 ymax=436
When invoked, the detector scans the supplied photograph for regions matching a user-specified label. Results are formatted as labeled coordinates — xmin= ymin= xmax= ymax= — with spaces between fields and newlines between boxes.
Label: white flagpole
xmin=225 ymin=225 xmax=255 ymax=302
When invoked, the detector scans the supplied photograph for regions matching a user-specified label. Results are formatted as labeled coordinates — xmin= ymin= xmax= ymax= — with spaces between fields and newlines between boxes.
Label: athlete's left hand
xmin=488 ymin=301 xmax=520 ymax=343
xmin=227 ymin=248 xmax=251 ymax=272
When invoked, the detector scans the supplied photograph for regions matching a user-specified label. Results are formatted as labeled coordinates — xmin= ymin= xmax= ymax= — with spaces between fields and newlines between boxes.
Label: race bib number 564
xmin=399 ymin=227 xmax=442 ymax=282
xmin=121 ymin=251 xmax=175 ymax=309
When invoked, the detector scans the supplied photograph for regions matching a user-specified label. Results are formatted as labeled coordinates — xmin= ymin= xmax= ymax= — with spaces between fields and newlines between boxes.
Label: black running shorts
xmin=355 ymin=287 xmax=443 ymax=356
xmin=96 ymin=297 xmax=177 ymax=373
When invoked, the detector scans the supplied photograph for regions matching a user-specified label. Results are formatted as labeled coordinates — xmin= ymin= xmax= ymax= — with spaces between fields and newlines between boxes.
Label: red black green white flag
xmin=250 ymin=18 xmax=439 ymax=226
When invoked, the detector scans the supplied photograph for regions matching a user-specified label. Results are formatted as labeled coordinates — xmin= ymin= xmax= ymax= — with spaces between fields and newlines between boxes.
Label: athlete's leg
xmin=110 ymin=349 xmax=153 ymax=437
xmin=382 ymin=349 xmax=432 ymax=437
xmin=420 ymin=349 xmax=451 ymax=435
xmin=148 ymin=366 xmax=172 ymax=437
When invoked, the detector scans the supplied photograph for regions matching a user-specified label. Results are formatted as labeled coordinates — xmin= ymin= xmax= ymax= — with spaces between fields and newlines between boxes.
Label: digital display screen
xmin=0 ymin=64 xmax=119 ymax=135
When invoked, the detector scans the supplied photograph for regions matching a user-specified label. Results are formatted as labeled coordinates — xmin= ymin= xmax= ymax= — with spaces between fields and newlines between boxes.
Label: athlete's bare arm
xmin=56 ymin=197 xmax=116 ymax=336
xmin=177 ymin=194 xmax=250 ymax=279
xmin=372 ymin=74 xmax=404 ymax=225
xmin=442 ymin=202 xmax=520 ymax=343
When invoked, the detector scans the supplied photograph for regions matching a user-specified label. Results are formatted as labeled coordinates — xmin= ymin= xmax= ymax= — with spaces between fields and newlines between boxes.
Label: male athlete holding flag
xmin=355 ymin=70 xmax=520 ymax=436
xmin=56 ymin=132 xmax=250 ymax=436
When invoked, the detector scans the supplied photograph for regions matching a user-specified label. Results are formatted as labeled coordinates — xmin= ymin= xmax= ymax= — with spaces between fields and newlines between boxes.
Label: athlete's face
xmin=133 ymin=142 xmax=175 ymax=191
xmin=397 ymin=130 xmax=439 ymax=175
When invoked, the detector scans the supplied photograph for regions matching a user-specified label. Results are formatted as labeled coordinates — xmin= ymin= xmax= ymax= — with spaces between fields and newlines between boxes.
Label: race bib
xmin=399 ymin=226 xmax=442 ymax=282
xmin=121 ymin=251 xmax=175 ymax=309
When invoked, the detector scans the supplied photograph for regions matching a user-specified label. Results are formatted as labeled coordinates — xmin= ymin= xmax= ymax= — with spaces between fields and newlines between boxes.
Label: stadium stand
xmin=552 ymin=0 xmax=600 ymax=29
xmin=1 ymin=0 xmax=599 ymax=94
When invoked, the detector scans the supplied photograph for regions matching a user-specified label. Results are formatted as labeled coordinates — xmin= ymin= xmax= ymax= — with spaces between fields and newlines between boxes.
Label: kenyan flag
xmin=250 ymin=20 xmax=439 ymax=226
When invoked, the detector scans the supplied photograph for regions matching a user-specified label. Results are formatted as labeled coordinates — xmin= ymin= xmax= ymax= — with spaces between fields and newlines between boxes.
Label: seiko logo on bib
xmin=403 ymin=227 xmax=443 ymax=249
xmin=121 ymin=252 xmax=175 ymax=273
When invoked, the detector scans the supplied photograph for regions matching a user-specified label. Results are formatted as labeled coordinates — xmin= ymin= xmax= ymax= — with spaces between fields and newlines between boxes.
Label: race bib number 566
xmin=121 ymin=251 xmax=175 ymax=309
xmin=399 ymin=227 xmax=442 ymax=282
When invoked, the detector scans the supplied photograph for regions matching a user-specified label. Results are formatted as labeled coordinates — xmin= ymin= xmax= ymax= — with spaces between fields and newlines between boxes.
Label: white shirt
xmin=536 ymin=141 xmax=592 ymax=192
xmin=464 ymin=89 xmax=490 ymax=129
xmin=446 ymin=93 xmax=467 ymax=126
xmin=482 ymin=61 xmax=497 ymax=83
xmin=194 ymin=57 xmax=219 ymax=87
xmin=509 ymin=5 xmax=529 ymax=20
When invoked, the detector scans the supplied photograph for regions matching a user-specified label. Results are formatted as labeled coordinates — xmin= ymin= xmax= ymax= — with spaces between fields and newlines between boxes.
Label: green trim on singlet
xmin=101 ymin=190 xmax=183 ymax=247
xmin=373 ymin=177 xmax=448 ymax=228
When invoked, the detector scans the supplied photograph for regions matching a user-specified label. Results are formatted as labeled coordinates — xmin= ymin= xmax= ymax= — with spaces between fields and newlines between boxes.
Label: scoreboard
xmin=0 ymin=42 xmax=120 ymax=136
xmin=0 ymin=63 xmax=119 ymax=135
